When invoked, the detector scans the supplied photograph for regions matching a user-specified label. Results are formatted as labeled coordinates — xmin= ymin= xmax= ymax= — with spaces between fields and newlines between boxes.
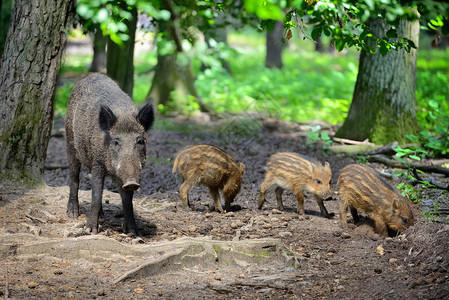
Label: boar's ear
xmin=392 ymin=198 xmax=400 ymax=210
xmin=99 ymin=105 xmax=117 ymax=132
xmin=239 ymin=163 xmax=245 ymax=177
xmin=137 ymin=103 xmax=154 ymax=131
xmin=324 ymin=161 xmax=331 ymax=170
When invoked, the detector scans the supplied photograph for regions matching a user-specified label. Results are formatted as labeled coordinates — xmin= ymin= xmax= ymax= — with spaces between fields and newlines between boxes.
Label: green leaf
xmin=409 ymin=155 xmax=421 ymax=161
xmin=335 ymin=39 xmax=345 ymax=51
xmin=379 ymin=43 xmax=388 ymax=56
xmin=96 ymin=8 xmax=109 ymax=23
xmin=386 ymin=28 xmax=397 ymax=39
xmin=311 ymin=27 xmax=322 ymax=41
xmin=321 ymin=131 xmax=330 ymax=141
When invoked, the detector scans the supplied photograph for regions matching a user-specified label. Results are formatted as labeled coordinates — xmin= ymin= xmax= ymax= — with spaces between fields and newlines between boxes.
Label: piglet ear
xmin=137 ymin=103 xmax=154 ymax=131
xmin=99 ymin=105 xmax=117 ymax=132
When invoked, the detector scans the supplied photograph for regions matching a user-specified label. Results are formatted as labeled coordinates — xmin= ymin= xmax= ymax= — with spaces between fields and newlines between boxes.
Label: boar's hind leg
xmin=86 ymin=168 xmax=105 ymax=234
xmin=67 ymin=153 xmax=81 ymax=218
xmin=339 ymin=200 xmax=349 ymax=228
xmin=274 ymin=187 xmax=285 ymax=211
xmin=120 ymin=189 xmax=138 ymax=236
xmin=315 ymin=196 xmax=333 ymax=218
xmin=209 ymin=187 xmax=224 ymax=213
xmin=179 ymin=180 xmax=193 ymax=209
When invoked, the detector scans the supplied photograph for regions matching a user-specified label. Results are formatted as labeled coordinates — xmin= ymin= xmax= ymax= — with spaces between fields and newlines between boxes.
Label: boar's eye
xmin=112 ymin=139 xmax=120 ymax=147
xmin=137 ymin=138 xmax=145 ymax=146
xmin=316 ymin=179 xmax=322 ymax=184
xmin=400 ymin=217 xmax=408 ymax=224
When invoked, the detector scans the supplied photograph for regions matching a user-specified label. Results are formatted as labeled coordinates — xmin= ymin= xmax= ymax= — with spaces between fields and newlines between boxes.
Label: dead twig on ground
xmin=367 ymin=155 xmax=449 ymax=176
xmin=411 ymin=168 xmax=449 ymax=191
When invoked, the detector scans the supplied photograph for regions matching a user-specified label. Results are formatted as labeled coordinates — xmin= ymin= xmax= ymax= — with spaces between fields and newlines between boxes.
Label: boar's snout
xmin=122 ymin=181 xmax=140 ymax=191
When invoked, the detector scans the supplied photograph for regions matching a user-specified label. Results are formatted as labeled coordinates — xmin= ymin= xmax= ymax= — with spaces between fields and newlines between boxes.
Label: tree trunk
xmin=146 ymin=0 xmax=209 ymax=112
xmin=335 ymin=15 xmax=420 ymax=145
xmin=314 ymin=36 xmax=324 ymax=53
xmin=106 ymin=5 xmax=137 ymax=98
xmin=89 ymin=28 xmax=107 ymax=73
xmin=265 ymin=21 xmax=284 ymax=69
xmin=0 ymin=0 xmax=74 ymax=184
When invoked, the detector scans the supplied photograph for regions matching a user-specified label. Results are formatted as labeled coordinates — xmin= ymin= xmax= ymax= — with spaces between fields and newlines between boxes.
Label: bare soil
xmin=1 ymin=115 xmax=448 ymax=299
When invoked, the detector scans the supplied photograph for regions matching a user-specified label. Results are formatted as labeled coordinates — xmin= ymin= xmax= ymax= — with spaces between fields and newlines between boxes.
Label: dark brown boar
xmin=338 ymin=164 xmax=414 ymax=236
xmin=259 ymin=152 xmax=333 ymax=218
xmin=65 ymin=73 xmax=154 ymax=236
xmin=172 ymin=144 xmax=245 ymax=213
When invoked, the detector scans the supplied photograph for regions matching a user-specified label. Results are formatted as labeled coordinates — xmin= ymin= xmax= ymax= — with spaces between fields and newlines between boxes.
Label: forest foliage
xmin=55 ymin=29 xmax=449 ymax=154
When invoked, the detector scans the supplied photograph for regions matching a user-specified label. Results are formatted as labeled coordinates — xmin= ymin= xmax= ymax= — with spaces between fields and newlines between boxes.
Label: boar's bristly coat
xmin=172 ymin=144 xmax=245 ymax=213
xmin=338 ymin=164 xmax=414 ymax=236
xmin=259 ymin=152 xmax=333 ymax=218
xmin=65 ymin=73 xmax=154 ymax=236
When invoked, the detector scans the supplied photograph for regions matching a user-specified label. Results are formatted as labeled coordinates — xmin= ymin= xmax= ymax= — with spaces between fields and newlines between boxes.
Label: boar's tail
xmin=172 ymin=156 xmax=180 ymax=175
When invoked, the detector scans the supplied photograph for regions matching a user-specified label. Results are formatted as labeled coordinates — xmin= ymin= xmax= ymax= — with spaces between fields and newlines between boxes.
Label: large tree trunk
xmin=335 ymin=15 xmax=420 ymax=144
xmin=89 ymin=29 xmax=107 ymax=73
xmin=265 ymin=21 xmax=284 ymax=69
xmin=0 ymin=0 xmax=74 ymax=184
xmin=106 ymin=5 xmax=137 ymax=98
xmin=146 ymin=0 xmax=209 ymax=112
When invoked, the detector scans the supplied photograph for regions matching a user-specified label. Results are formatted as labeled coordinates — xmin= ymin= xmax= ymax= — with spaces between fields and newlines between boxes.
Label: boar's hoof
xmin=122 ymin=181 xmax=140 ymax=191
xmin=85 ymin=225 xmax=99 ymax=235
xmin=322 ymin=212 xmax=335 ymax=219
xmin=67 ymin=206 xmax=80 ymax=219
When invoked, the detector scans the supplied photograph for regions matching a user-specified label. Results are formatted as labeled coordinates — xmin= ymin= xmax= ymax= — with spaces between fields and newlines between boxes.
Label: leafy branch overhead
xmin=243 ymin=0 xmax=449 ymax=55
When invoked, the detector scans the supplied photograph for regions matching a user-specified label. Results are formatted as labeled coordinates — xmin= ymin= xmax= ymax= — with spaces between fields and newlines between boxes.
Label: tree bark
xmin=335 ymin=15 xmax=420 ymax=144
xmin=89 ymin=29 xmax=107 ymax=73
xmin=0 ymin=0 xmax=74 ymax=184
xmin=106 ymin=5 xmax=137 ymax=98
xmin=265 ymin=21 xmax=284 ymax=69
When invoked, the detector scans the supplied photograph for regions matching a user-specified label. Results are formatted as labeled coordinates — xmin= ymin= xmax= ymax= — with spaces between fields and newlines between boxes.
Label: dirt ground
xmin=1 ymin=115 xmax=448 ymax=299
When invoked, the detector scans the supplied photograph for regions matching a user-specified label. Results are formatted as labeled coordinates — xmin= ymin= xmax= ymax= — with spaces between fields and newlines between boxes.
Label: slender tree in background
xmin=335 ymin=13 xmax=421 ymax=144
xmin=0 ymin=0 xmax=74 ymax=183
xmin=265 ymin=20 xmax=284 ymax=69
xmin=107 ymin=5 xmax=137 ymax=98
xmin=89 ymin=29 xmax=107 ymax=72
xmin=146 ymin=0 xmax=209 ymax=112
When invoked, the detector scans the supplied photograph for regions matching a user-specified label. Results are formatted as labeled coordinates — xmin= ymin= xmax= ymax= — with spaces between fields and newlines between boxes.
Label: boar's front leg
xmin=119 ymin=189 xmax=138 ymax=236
xmin=315 ymin=196 xmax=334 ymax=219
xmin=86 ymin=167 xmax=105 ymax=234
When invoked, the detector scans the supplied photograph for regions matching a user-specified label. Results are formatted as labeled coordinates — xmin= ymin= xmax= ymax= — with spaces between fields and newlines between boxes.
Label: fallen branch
xmin=232 ymin=280 xmax=290 ymax=290
xmin=332 ymin=137 xmax=375 ymax=146
xmin=412 ymin=168 xmax=449 ymax=191
xmin=367 ymin=155 xmax=449 ymax=176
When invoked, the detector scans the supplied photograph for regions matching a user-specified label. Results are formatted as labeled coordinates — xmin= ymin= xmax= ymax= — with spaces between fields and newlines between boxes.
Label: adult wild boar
xmin=65 ymin=73 xmax=154 ymax=236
